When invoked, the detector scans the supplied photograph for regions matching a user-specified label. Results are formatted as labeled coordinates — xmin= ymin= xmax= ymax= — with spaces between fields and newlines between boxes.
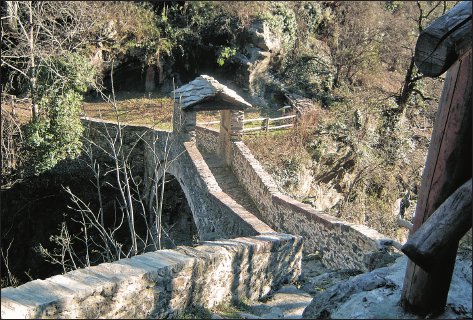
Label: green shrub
xmin=24 ymin=53 xmax=96 ymax=174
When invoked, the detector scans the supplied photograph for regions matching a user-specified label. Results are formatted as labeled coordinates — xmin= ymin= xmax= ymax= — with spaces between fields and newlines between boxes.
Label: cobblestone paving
xmin=201 ymin=150 xmax=261 ymax=217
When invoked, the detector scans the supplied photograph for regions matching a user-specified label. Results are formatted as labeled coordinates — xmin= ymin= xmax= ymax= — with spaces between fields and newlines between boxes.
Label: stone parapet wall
xmin=196 ymin=125 xmax=220 ymax=154
xmin=230 ymin=140 xmax=398 ymax=272
xmin=81 ymin=118 xmax=273 ymax=241
xmin=81 ymin=117 xmax=150 ymax=173
xmin=1 ymin=233 xmax=302 ymax=319
xmin=181 ymin=142 xmax=274 ymax=239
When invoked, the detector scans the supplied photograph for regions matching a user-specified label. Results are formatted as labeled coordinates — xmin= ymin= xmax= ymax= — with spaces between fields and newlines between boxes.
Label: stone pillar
xmin=173 ymin=104 xmax=196 ymax=142
xmin=219 ymin=110 xmax=244 ymax=165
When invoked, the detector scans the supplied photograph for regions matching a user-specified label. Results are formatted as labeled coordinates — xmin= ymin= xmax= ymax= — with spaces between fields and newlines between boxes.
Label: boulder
xmin=302 ymin=256 xmax=472 ymax=319
xmin=246 ymin=19 xmax=281 ymax=53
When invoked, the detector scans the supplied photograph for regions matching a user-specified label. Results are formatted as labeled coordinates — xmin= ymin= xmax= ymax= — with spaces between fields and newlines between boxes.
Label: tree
xmin=394 ymin=1 xmax=455 ymax=112
xmin=36 ymin=74 xmax=186 ymax=272
xmin=22 ymin=53 xmax=95 ymax=174
xmin=1 ymin=2 xmax=97 ymax=119
xmin=321 ymin=2 xmax=390 ymax=87
xmin=1 ymin=2 xmax=99 ymax=174
xmin=1 ymin=1 xmax=172 ymax=175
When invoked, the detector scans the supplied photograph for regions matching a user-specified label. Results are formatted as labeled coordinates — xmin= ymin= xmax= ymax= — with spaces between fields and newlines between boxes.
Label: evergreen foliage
xmin=23 ymin=53 xmax=95 ymax=174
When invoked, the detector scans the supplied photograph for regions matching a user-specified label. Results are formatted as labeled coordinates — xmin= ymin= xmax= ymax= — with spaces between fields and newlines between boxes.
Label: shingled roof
xmin=172 ymin=75 xmax=252 ymax=111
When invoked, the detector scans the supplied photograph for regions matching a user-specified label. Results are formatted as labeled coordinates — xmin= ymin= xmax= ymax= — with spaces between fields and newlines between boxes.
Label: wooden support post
xmin=414 ymin=1 xmax=472 ymax=77
xmin=401 ymin=179 xmax=472 ymax=272
xmin=400 ymin=48 xmax=472 ymax=316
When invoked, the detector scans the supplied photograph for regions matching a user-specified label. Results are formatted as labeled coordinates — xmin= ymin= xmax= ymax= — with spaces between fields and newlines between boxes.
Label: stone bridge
xmin=1 ymin=76 xmax=397 ymax=318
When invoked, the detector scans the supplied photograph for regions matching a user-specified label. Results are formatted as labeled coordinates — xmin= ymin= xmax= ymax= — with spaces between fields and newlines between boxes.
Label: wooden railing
xmin=197 ymin=120 xmax=220 ymax=126
xmin=400 ymin=1 xmax=472 ymax=316
xmin=197 ymin=114 xmax=297 ymax=134
xmin=242 ymin=114 xmax=296 ymax=133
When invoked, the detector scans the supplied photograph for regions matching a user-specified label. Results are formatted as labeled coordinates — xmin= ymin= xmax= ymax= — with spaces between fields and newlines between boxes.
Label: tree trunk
xmin=397 ymin=55 xmax=416 ymax=113
xmin=145 ymin=65 xmax=156 ymax=93
xmin=157 ymin=170 xmax=166 ymax=250
xmin=6 ymin=1 xmax=18 ymax=32
xmin=28 ymin=1 xmax=38 ymax=121
xmin=157 ymin=59 xmax=164 ymax=85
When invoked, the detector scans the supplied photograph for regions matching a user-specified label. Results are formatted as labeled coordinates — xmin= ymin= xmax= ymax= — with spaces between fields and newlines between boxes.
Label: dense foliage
xmin=23 ymin=53 xmax=95 ymax=174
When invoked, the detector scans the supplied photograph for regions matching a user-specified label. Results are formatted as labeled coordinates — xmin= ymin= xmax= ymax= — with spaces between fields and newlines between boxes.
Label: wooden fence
xmin=242 ymin=114 xmax=296 ymax=133
xmin=197 ymin=114 xmax=297 ymax=134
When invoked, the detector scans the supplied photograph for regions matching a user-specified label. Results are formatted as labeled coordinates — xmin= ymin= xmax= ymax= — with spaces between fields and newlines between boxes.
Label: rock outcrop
xmin=302 ymin=255 xmax=472 ymax=319
xmin=233 ymin=20 xmax=283 ymax=106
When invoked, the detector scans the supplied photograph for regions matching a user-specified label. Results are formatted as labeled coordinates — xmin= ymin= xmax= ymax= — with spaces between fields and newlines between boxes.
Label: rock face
xmin=233 ymin=20 xmax=282 ymax=106
xmin=302 ymin=255 xmax=472 ymax=319
xmin=247 ymin=20 xmax=281 ymax=53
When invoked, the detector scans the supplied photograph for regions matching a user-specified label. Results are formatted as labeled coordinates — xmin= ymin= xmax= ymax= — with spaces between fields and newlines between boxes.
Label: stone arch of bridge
xmin=154 ymin=172 xmax=198 ymax=246
xmin=146 ymin=140 xmax=216 ymax=241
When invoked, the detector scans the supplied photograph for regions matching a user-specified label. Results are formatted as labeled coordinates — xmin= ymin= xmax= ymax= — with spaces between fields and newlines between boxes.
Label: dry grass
xmin=6 ymin=89 xmax=267 ymax=130
xmin=3 ymin=91 xmax=177 ymax=128
xmin=81 ymin=91 xmax=175 ymax=128
xmin=83 ymin=92 xmax=265 ymax=130
xmin=1 ymin=97 xmax=32 ymax=125
xmin=244 ymin=108 xmax=321 ymax=166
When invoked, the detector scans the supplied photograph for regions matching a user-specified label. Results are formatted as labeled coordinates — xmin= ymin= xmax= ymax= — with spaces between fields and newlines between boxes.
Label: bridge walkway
xmin=200 ymin=149 xmax=262 ymax=219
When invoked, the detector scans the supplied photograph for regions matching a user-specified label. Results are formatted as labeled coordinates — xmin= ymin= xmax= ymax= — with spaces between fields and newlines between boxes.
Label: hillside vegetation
xmin=1 ymin=1 xmax=459 ymax=281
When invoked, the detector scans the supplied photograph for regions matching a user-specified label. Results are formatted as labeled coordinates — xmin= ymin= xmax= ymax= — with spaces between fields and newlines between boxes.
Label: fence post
xmin=400 ymin=2 xmax=472 ymax=314
xmin=264 ymin=118 xmax=269 ymax=132
xmin=400 ymin=48 xmax=472 ymax=316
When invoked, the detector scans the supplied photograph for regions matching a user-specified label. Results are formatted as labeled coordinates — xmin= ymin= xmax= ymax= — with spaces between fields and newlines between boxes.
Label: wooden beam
xmin=267 ymin=124 xmax=293 ymax=130
xmin=401 ymin=179 xmax=472 ymax=272
xmin=415 ymin=1 xmax=472 ymax=77
xmin=268 ymin=115 xmax=297 ymax=122
xmin=401 ymin=48 xmax=472 ymax=316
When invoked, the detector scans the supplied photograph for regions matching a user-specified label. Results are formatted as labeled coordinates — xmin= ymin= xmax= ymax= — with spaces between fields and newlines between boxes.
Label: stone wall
xmin=196 ymin=125 xmax=220 ymax=154
xmin=1 ymin=233 xmax=302 ymax=319
xmin=227 ymin=139 xmax=398 ymax=272
xmin=177 ymin=142 xmax=274 ymax=239
xmin=194 ymin=126 xmax=397 ymax=271
xmin=82 ymin=118 xmax=149 ymax=173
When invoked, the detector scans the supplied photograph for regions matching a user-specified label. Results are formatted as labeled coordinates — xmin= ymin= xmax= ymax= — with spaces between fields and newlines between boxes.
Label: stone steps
xmin=201 ymin=151 xmax=261 ymax=217
xmin=211 ymin=253 xmax=356 ymax=319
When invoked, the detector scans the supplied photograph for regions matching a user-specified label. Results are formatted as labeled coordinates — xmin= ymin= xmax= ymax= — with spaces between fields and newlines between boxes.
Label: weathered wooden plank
xmin=268 ymin=115 xmax=297 ymax=122
xmin=196 ymin=120 xmax=220 ymax=125
xmin=242 ymin=126 xmax=265 ymax=132
xmin=415 ymin=1 xmax=472 ymax=77
xmin=401 ymin=48 xmax=472 ymax=316
xmin=243 ymin=117 xmax=266 ymax=123
xmin=401 ymin=179 xmax=472 ymax=272
xmin=267 ymin=124 xmax=294 ymax=130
